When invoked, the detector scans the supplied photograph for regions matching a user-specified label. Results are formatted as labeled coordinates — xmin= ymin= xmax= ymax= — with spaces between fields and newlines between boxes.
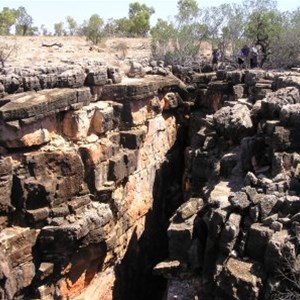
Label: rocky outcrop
xmin=156 ymin=69 xmax=300 ymax=300
xmin=1 ymin=62 xmax=300 ymax=300
xmin=0 ymin=73 xmax=187 ymax=300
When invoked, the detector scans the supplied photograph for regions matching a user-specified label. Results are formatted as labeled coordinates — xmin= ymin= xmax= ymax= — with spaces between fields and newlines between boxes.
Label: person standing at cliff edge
xmin=212 ymin=48 xmax=220 ymax=71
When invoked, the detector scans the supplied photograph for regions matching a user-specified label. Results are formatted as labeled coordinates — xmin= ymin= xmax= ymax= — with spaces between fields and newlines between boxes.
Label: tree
xmin=267 ymin=9 xmax=300 ymax=68
xmin=128 ymin=2 xmax=155 ymax=36
xmin=222 ymin=4 xmax=247 ymax=56
xmin=151 ymin=19 xmax=176 ymax=59
xmin=15 ymin=6 xmax=33 ymax=36
xmin=66 ymin=16 xmax=77 ymax=36
xmin=84 ymin=14 xmax=105 ymax=44
xmin=104 ymin=18 xmax=117 ymax=36
xmin=242 ymin=0 xmax=277 ymax=14
xmin=114 ymin=17 xmax=133 ymax=37
xmin=151 ymin=0 xmax=204 ymax=65
xmin=245 ymin=9 xmax=284 ymax=66
xmin=40 ymin=24 xmax=50 ymax=36
xmin=54 ymin=22 xmax=65 ymax=36
xmin=0 ymin=7 xmax=18 ymax=35
xmin=176 ymin=0 xmax=199 ymax=23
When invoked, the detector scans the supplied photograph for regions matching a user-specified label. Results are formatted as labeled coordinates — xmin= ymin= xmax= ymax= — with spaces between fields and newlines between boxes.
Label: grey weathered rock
xmin=261 ymin=87 xmax=300 ymax=119
xmin=264 ymin=230 xmax=294 ymax=273
xmin=214 ymin=103 xmax=253 ymax=143
xmin=127 ymin=61 xmax=146 ymax=78
xmin=172 ymin=198 xmax=204 ymax=222
xmin=107 ymin=67 xmax=122 ymax=84
xmin=108 ymin=150 xmax=137 ymax=183
xmin=217 ymin=258 xmax=265 ymax=300
xmin=57 ymin=69 xmax=85 ymax=88
xmin=0 ymin=157 xmax=13 ymax=213
xmin=218 ymin=213 xmax=241 ymax=255
xmin=0 ymin=88 xmax=90 ymax=122
xmin=229 ymin=192 xmax=251 ymax=211
xmin=280 ymin=103 xmax=300 ymax=126
xmin=246 ymin=223 xmax=274 ymax=261
xmin=100 ymin=76 xmax=180 ymax=101
xmin=85 ymin=67 xmax=108 ymax=86
xmin=257 ymin=194 xmax=281 ymax=219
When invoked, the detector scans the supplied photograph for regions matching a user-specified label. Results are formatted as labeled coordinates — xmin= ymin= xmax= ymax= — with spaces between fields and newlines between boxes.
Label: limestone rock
xmin=57 ymin=69 xmax=85 ymax=88
xmin=218 ymin=213 xmax=241 ymax=255
xmin=229 ymin=192 xmax=251 ymax=211
xmin=100 ymin=76 xmax=180 ymax=101
xmin=85 ymin=67 xmax=108 ymax=86
xmin=0 ymin=157 xmax=13 ymax=213
xmin=217 ymin=258 xmax=265 ymax=300
xmin=280 ymin=103 xmax=300 ymax=126
xmin=213 ymin=103 xmax=253 ymax=143
xmin=107 ymin=67 xmax=122 ymax=84
xmin=0 ymin=88 xmax=91 ymax=123
xmin=13 ymin=150 xmax=84 ymax=212
xmin=261 ymin=87 xmax=300 ymax=119
xmin=246 ymin=223 xmax=274 ymax=261
xmin=264 ymin=230 xmax=294 ymax=273
xmin=127 ymin=61 xmax=146 ymax=78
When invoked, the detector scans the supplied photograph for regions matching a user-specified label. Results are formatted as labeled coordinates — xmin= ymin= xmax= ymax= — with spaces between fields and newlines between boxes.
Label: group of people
xmin=211 ymin=44 xmax=259 ymax=71
xmin=237 ymin=44 xmax=259 ymax=69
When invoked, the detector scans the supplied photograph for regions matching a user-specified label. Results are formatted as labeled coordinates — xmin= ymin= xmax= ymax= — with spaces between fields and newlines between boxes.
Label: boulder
xmin=218 ymin=213 xmax=241 ymax=255
xmin=264 ymin=230 xmax=295 ymax=273
xmin=217 ymin=258 xmax=265 ymax=300
xmin=246 ymin=223 xmax=274 ymax=262
xmin=214 ymin=103 xmax=253 ymax=143
xmin=280 ymin=103 xmax=300 ymax=126
xmin=0 ymin=157 xmax=13 ymax=213
xmin=85 ymin=67 xmax=108 ymax=86
xmin=261 ymin=87 xmax=300 ymax=119
xmin=127 ymin=61 xmax=146 ymax=78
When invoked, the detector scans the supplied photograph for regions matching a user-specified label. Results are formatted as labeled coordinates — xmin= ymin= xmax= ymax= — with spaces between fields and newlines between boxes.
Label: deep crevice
xmin=112 ymin=123 xmax=188 ymax=300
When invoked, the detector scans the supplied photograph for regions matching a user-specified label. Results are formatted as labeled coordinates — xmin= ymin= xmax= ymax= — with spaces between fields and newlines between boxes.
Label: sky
xmin=1 ymin=0 xmax=300 ymax=33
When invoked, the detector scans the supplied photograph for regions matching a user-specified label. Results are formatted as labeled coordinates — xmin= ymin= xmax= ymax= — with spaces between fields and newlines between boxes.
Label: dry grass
xmin=0 ymin=36 xmax=151 ymax=72
xmin=0 ymin=36 xmax=213 ymax=71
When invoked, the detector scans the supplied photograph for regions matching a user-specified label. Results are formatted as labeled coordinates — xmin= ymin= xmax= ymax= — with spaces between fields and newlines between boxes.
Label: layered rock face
xmin=0 ymin=69 xmax=187 ymax=300
xmin=1 ymin=62 xmax=300 ymax=300
xmin=155 ymin=68 xmax=300 ymax=299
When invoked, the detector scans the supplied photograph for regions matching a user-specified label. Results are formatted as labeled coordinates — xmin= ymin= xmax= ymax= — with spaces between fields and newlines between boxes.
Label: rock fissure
xmin=1 ymin=65 xmax=300 ymax=299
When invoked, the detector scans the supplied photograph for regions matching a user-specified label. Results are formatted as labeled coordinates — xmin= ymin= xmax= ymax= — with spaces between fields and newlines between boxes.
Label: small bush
xmin=0 ymin=42 xmax=18 ymax=68
xmin=114 ymin=42 xmax=129 ymax=60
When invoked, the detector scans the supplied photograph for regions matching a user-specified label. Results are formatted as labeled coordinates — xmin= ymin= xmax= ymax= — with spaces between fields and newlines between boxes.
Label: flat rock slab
xmin=0 ymin=87 xmax=90 ymax=122
xmin=100 ymin=75 xmax=180 ymax=101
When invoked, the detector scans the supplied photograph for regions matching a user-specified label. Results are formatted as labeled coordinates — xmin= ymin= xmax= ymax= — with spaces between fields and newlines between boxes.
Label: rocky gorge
xmin=0 ymin=60 xmax=300 ymax=300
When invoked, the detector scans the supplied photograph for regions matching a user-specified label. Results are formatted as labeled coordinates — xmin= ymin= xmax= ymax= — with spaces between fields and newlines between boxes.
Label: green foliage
xmin=0 ymin=7 xmax=18 ymax=35
xmin=266 ymin=9 xmax=300 ymax=68
xmin=129 ymin=2 xmax=154 ymax=19
xmin=128 ymin=2 xmax=155 ymax=36
xmin=176 ymin=0 xmax=199 ymax=23
xmin=66 ymin=16 xmax=77 ymax=36
xmin=104 ymin=18 xmax=117 ymax=36
xmin=84 ymin=14 xmax=105 ymax=44
xmin=245 ymin=9 xmax=284 ymax=65
xmin=151 ymin=0 xmax=206 ymax=65
xmin=15 ymin=6 xmax=33 ymax=36
xmin=151 ymin=19 xmax=176 ymax=60
xmin=54 ymin=22 xmax=65 ymax=36
xmin=114 ymin=2 xmax=155 ymax=37
xmin=114 ymin=17 xmax=132 ymax=37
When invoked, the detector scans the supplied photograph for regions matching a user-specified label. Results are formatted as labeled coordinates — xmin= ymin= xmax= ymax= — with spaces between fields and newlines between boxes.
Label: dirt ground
xmin=0 ymin=36 xmax=212 ymax=72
